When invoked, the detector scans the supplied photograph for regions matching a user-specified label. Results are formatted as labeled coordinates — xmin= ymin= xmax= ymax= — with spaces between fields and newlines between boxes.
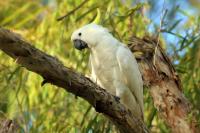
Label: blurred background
xmin=0 ymin=0 xmax=199 ymax=132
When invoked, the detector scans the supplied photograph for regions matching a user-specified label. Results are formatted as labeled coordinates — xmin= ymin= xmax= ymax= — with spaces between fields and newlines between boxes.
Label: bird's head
xmin=71 ymin=23 xmax=109 ymax=50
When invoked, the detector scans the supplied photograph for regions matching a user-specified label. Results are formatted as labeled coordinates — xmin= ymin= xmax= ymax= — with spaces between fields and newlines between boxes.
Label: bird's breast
xmin=90 ymin=53 xmax=121 ymax=95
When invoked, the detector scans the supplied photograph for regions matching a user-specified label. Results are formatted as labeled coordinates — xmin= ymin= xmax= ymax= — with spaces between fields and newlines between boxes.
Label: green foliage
xmin=0 ymin=0 xmax=199 ymax=132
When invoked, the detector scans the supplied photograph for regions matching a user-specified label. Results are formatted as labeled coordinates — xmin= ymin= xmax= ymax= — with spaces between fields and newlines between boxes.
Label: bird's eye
xmin=78 ymin=33 xmax=82 ymax=36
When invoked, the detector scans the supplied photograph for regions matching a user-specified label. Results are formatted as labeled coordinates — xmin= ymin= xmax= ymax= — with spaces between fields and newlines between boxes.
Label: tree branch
xmin=56 ymin=0 xmax=89 ymax=21
xmin=0 ymin=28 xmax=148 ymax=133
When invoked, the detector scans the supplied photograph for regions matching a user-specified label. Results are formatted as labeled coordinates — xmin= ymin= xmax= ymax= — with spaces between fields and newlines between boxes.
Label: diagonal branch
xmin=57 ymin=0 xmax=89 ymax=21
xmin=0 ymin=28 xmax=148 ymax=133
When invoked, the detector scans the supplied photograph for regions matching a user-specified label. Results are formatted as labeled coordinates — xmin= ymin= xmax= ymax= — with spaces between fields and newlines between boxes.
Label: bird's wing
xmin=89 ymin=54 xmax=97 ymax=83
xmin=116 ymin=45 xmax=144 ymax=113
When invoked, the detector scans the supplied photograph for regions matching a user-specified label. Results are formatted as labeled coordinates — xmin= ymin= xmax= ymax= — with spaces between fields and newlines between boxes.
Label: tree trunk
xmin=129 ymin=36 xmax=198 ymax=133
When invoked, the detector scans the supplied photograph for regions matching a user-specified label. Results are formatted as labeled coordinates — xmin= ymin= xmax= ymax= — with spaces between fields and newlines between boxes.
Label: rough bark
xmin=0 ymin=28 xmax=148 ymax=133
xmin=129 ymin=36 xmax=198 ymax=133
xmin=0 ymin=118 xmax=19 ymax=133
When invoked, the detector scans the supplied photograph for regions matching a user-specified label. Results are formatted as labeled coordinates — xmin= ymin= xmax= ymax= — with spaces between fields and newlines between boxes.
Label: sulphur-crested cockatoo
xmin=71 ymin=23 xmax=143 ymax=120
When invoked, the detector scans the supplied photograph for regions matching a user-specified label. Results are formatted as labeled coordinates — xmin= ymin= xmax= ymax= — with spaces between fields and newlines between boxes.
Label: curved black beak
xmin=73 ymin=39 xmax=88 ymax=50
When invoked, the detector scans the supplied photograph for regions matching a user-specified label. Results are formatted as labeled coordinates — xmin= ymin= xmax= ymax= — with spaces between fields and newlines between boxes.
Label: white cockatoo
xmin=71 ymin=23 xmax=144 ymax=120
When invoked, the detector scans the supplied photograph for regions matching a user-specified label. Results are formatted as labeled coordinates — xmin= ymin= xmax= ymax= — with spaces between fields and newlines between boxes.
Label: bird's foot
xmin=114 ymin=96 xmax=120 ymax=103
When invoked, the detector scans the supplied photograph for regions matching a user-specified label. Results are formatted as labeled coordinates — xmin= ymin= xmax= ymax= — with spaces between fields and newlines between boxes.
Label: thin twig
xmin=57 ymin=0 xmax=89 ymax=21
xmin=153 ymin=0 xmax=167 ymax=65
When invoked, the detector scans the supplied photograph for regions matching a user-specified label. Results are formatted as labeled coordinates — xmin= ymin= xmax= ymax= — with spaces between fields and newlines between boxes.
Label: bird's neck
xmin=90 ymin=35 xmax=119 ymax=56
